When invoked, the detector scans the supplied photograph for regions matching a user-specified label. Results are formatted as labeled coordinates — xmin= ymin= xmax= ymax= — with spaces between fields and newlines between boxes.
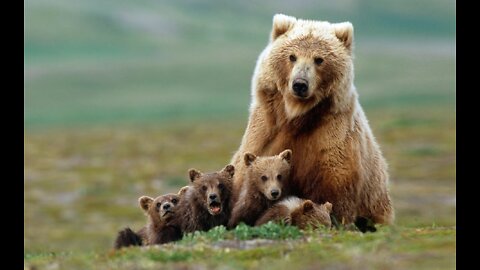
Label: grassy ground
xmin=25 ymin=0 xmax=455 ymax=269
xmin=25 ymin=225 xmax=455 ymax=270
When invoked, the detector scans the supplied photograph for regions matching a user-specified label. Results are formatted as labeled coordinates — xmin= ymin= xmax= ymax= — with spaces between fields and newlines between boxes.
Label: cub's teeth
xmin=210 ymin=206 xmax=221 ymax=213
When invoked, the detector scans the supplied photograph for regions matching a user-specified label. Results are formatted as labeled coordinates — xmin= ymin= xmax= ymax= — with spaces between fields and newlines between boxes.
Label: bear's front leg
xmin=227 ymin=202 xmax=250 ymax=229
xmin=228 ymin=199 xmax=264 ymax=229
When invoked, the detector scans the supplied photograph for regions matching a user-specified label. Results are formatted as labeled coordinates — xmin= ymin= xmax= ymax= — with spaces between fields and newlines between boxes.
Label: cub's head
xmin=188 ymin=164 xmax=234 ymax=216
xmin=291 ymin=200 xmax=333 ymax=229
xmin=244 ymin=149 xmax=292 ymax=201
xmin=139 ymin=193 xmax=180 ymax=223
xmin=267 ymin=14 xmax=355 ymax=118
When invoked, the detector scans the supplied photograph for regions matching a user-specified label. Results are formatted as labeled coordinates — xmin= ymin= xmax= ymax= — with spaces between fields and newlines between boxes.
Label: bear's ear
xmin=222 ymin=164 xmax=235 ymax=178
xmin=244 ymin=152 xmax=257 ymax=166
xmin=178 ymin=186 xmax=189 ymax=197
xmin=324 ymin=201 xmax=333 ymax=213
xmin=333 ymin=22 xmax=354 ymax=51
xmin=279 ymin=149 xmax=292 ymax=164
xmin=139 ymin=196 xmax=154 ymax=212
xmin=188 ymin=169 xmax=202 ymax=182
xmin=302 ymin=200 xmax=314 ymax=212
xmin=271 ymin=14 xmax=296 ymax=41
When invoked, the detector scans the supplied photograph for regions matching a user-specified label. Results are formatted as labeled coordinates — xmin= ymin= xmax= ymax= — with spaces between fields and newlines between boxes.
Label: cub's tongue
xmin=211 ymin=206 xmax=221 ymax=214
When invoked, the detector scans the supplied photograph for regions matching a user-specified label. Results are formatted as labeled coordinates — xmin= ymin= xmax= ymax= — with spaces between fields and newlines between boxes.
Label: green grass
xmin=25 ymin=0 xmax=455 ymax=268
xmin=178 ymin=222 xmax=304 ymax=243
xmin=24 ymin=225 xmax=455 ymax=270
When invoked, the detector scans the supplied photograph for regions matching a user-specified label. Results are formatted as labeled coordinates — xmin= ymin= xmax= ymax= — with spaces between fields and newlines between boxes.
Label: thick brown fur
xmin=228 ymin=150 xmax=292 ymax=228
xmin=113 ymin=193 xmax=182 ymax=249
xmin=231 ymin=14 xmax=394 ymax=225
xmin=255 ymin=197 xmax=332 ymax=229
xmin=168 ymin=165 xmax=234 ymax=233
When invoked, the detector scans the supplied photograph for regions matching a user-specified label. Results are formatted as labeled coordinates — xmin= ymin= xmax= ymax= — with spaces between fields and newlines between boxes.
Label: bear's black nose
xmin=292 ymin=79 xmax=308 ymax=97
xmin=271 ymin=190 xmax=280 ymax=198
xmin=209 ymin=194 xmax=218 ymax=201
xmin=163 ymin=203 xmax=171 ymax=210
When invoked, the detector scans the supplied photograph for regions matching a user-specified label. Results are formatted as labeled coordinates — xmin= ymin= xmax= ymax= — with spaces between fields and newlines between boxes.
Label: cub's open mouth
xmin=208 ymin=202 xmax=222 ymax=215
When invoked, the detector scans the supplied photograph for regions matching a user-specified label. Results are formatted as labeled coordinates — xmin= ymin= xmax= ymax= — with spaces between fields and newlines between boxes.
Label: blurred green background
xmin=24 ymin=0 xmax=455 ymax=268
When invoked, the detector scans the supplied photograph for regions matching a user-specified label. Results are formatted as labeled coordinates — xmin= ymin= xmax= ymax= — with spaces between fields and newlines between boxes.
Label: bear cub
xmin=169 ymin=164 xmax=234 ymax=233
xmin=114 ymin=193 xmax=182 ymax=249
xmin=228 ymin=149 xmax=292 ymax=228
xmin=255 ymin=196 xmax=333 ymax=229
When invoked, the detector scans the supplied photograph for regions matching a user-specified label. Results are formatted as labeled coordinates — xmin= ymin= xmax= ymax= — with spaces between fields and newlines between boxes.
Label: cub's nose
xmin=292 ymin=78 xmax=308 ymax=97
xmin=270 ymin=189 xmax=280 ymax=199
xmin=163 ymin=203 xmax=171 ymax=210
xmin=209 ymin=194 xmax=218 ymax=201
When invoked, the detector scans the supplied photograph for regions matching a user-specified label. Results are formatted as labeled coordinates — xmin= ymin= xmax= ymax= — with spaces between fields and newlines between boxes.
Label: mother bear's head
xmin=259 ymin=14 xmax=357 ymax=119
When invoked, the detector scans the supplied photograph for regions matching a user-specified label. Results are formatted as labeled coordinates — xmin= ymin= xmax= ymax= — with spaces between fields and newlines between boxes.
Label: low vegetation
xmin=25 ymin=223 xmax=455 ymax=269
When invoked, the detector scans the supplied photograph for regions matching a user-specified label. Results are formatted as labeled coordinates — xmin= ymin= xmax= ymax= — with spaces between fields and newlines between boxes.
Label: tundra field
xmin=25 ymin=0 xmax=455 ymax=269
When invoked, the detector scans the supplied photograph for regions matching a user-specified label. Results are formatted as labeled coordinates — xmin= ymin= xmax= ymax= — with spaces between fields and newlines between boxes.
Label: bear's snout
xmin=207 ymin=193 xmax=222 ymax=216
xmin=208 ymin=193 xmax=218 ymax=202
xmin=162 ymin=203 xmax=171 ymax=210
xmin=160 ymin=202 xmax=174 ymax=217
xmin=270 ymin=189 xmax=280 ymax=199
xmin=292 ymin=78 xmax=309 ymax=98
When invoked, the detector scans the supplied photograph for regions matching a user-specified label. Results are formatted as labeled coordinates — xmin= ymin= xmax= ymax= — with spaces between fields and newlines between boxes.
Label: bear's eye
xmin=202 ymin=185 xmax=207 ymax=191
xmin=261 ymin=175 xmax=268 ymax=181
xmin=277 ymin=174 xmax=282 ymax=181
xmin=314 ymin=57 xmax=324 ymax=65
xmin=156 ymin=202 xmax=161 ymax=209
xmin=289 ymin=54 xmax=297 ymax=62
xmin=218 ymin=183 xmax=224 ymax=189
xmin=171 ymin=198 xmax=178 ymax=204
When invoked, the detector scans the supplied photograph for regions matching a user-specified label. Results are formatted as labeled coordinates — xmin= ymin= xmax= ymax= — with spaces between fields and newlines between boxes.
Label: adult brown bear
xmin=230 ymin=14 xmax=394 ymax=226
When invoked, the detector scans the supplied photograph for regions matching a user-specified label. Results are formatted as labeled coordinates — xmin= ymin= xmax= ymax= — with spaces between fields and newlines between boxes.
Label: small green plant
xmin=180 ymin=222 xmax=303 ymax=244
xmin=255 ymin=221 xmax=303 ymax=240
xmin=232 ymin=222 xmax=303 ymax=240
xmin=232 ymin=223 xmax=254 ymax=240
xmin=180 ymin=225 xmax=230 ymax=244
xmin=205 ymin=225 xmax=229 ymax=241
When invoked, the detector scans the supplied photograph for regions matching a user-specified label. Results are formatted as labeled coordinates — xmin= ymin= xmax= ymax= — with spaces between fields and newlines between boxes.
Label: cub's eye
xmin=202 ymin=185 xmax=207 ymax=191
xmin=218 ymin=183 xmax=224 ymax=189
xmin=277 ymin=174 xmax=282 ymax=181
xmin=289 ymin=54 xmax=297 ymax=62
xmin=171 ymin=198 xmax=178 ymax=204
xmin=314 ymin=57 xmax=324 ymax=65
xmin=156 ymin=202 xmax=161 ymax=209
xmin=261 ymin=175 xmax=268 ymax=181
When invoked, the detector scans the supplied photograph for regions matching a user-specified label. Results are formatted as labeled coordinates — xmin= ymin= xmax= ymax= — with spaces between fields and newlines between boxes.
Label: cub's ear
xmin=244 ymin=152 xmax=257 ymax=166
xmin=222 ymin=164 xmax=235 ymax=178
xmin=139 ymin=196 xmax=154 ymax=212
xmin=324 ymin=201 xmax=333 ymax=213
xmin=279 ymin=149 xmax=292 ymax=163
xmin=188 ymin=169 xmax=202 ymax=182
xmin=303 ymin=200 xmax=314 ymax=212
xmin=333 ymin=22 xmax=354 ymax=51
xmin=271 ymin=14 xmax=296 ymax=41
xmin=178 ymin=186 xmax=189 ymax=197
